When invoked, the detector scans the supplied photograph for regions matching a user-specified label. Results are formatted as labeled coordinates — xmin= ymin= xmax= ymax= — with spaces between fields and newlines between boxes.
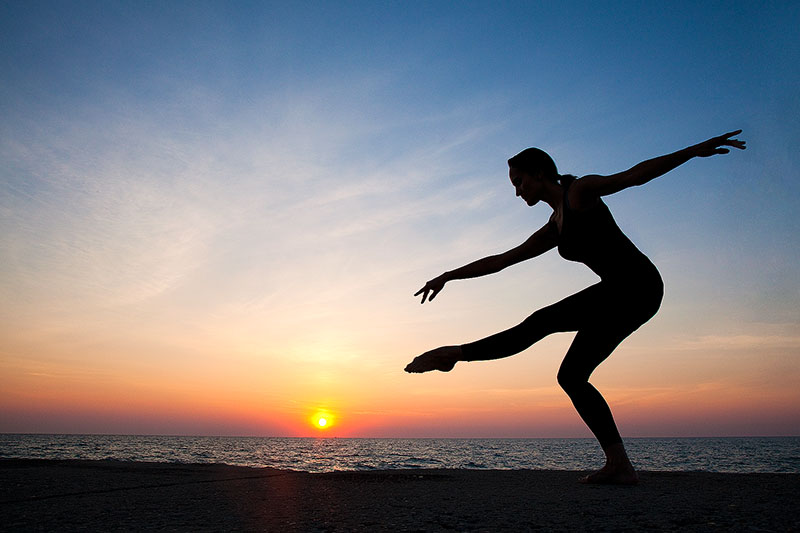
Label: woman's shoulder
xmin=566 ymin=175 xmax=602 ymax=211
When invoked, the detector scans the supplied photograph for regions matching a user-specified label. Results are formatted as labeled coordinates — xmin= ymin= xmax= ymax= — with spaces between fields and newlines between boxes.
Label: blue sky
xmin=1 ymin=1 xmax=798 ymax=436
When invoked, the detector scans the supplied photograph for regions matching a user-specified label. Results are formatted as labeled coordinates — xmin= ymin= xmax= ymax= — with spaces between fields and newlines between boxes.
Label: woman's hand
xmin=415 ymin=274 xmax=448 ymax=304
xmin=691 ymin=129 xmax=746 ymax=158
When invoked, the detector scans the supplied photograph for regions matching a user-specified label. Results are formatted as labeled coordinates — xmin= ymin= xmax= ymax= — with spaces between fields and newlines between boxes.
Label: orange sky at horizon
xmin=3 ymin=319 xmax=798 ymax=437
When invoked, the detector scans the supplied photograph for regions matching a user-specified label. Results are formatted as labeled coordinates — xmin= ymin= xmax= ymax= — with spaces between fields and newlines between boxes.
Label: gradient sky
xmin=1 ymin=1 xmax=798 ymax=438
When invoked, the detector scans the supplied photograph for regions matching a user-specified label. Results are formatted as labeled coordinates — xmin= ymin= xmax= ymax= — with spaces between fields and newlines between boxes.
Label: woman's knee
xmin=556 ymin=366 xmax=588 ymax=395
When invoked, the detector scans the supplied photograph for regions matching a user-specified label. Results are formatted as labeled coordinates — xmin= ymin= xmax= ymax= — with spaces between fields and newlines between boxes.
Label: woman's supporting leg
xmin=557 ymin=327 xmax=639 ymax=484
xmin=557 ymin=328 xmax=629 ymax=447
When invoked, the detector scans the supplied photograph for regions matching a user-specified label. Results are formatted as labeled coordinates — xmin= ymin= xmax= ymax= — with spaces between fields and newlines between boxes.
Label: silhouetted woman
xmin=405 ymin=130 xmax=746 ymax=484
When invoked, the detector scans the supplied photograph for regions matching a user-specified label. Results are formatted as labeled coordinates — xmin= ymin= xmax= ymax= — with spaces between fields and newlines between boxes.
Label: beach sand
xmin=1 ymin=459 xmax=798 ymax=531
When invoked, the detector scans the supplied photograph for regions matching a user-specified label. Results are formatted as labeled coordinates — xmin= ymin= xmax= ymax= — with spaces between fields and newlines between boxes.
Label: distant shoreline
xmin=2 ymin=459 xmax=798 ymax=531
xmin=3 ymin=432 xmax=799 ymax=438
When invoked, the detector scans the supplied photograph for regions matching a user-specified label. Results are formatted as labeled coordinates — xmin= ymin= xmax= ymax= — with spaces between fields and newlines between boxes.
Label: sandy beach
xmin=1 ymin=459 xmax=798 ymax=531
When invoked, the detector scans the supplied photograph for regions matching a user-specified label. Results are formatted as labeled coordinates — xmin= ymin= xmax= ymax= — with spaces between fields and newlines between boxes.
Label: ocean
xmin=1 ymin=434 xmax=797 ymax=474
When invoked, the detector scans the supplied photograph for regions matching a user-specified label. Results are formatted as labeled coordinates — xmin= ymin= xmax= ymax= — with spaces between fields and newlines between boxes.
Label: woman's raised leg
xmin=405 ymin=284 xmax=606 ymax=373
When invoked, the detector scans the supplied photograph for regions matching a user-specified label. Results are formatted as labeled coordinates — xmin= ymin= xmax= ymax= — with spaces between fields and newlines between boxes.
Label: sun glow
xmin=309 ymin=410 xmax=335 ymax=431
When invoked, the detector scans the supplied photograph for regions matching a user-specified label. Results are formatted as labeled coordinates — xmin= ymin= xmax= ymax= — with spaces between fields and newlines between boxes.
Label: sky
xmin=1 ymin=1 xmax=798 ymax=438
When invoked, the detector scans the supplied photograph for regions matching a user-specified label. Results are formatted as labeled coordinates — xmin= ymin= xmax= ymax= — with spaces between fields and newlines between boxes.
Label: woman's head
xmin=507 ymin=147 xmax=559 ymax=183
xmin=508 ymin=147 xmax=567 ymax=207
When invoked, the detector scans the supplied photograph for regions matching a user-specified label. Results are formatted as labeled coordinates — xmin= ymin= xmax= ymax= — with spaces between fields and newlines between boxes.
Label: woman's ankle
xmin=603 ymin=442 xmax=633 ymax=468
xmin=453 ymin=346 xmax=465 ymax=361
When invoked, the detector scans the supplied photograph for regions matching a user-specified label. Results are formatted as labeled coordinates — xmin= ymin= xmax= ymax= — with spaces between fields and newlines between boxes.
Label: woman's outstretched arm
xmin=415 ymin=221 xmax=557 ymax=304
xmin=575 ymin=130 xmax=746 ymax=200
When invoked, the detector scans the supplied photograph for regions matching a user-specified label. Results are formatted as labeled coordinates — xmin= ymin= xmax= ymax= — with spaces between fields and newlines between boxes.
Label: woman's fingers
xmin=727 ymin=138 xmax=746 ymax=150
xmin=415 ymin=285 xmax=431 ymax=304
xmin=416 ymin=288 xmax=428 ymax=303
xmin=415 ymin=279 xmax=444 ymax=303
xmin=698 ymin=130 xmax=745 ymax=157
xmin=720 ymin=130 xmax=746 ymax=150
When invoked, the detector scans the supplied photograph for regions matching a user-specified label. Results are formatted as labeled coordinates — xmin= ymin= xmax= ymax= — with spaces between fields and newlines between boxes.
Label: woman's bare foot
xmin=579 ymin=442 xmax=639 ymax=485
xmin=404 ymin=346 xmax=461 ymax=373
xmin=579 ymin=465 xmax=639 ymax=485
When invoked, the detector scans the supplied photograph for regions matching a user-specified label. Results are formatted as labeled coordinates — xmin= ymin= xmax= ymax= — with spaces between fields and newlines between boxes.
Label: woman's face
xmin=509 ymin=167 xmax=541 ymax=206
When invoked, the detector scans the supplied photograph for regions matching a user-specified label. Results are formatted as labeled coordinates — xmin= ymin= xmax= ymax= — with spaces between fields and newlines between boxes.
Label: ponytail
xmin=558 ymin=174 xmax=577 ymax=187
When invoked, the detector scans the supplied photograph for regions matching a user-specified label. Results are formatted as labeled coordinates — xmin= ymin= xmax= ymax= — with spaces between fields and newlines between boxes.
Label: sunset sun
xmin=309 ymin=410 xmax=335 ymax=432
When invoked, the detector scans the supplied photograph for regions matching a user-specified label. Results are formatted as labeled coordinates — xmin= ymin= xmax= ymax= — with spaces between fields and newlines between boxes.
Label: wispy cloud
xmin=675 ymin=332 xmax=800 ymax=352
xmin=0 ymin=66 xmax=508 ymax=367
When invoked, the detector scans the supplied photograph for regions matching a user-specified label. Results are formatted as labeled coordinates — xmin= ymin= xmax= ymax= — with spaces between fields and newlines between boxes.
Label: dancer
xmin=405 ymin=130 xmax=746 ymax=484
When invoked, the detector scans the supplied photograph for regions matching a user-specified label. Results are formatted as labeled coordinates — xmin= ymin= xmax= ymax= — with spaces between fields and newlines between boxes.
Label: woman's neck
xmin=541 ymin=180 xmax=564 ymax=210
